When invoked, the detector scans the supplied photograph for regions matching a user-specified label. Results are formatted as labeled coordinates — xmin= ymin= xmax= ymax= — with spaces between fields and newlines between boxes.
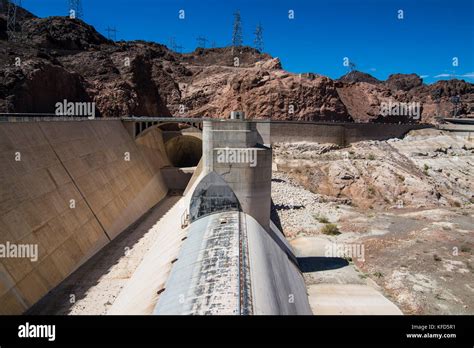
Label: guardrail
xmin=0 ymin=113 xmax=434 ymax=126
xmin=0 ymin=114 xmax=121 ymax=122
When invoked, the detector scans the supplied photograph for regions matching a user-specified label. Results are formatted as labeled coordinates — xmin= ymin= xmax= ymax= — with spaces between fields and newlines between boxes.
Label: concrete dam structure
xmin=0 ymin=120 xmax=169 ymax=313
xmin=154 ymin=120 xmax=311 ymax=314
xmin=0 ymin=116 xmax=428 ymax=315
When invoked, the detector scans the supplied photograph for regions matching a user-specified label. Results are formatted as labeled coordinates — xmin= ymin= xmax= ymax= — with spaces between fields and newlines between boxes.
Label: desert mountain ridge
xmin=1 ymin=5 xmax=473 ymax=123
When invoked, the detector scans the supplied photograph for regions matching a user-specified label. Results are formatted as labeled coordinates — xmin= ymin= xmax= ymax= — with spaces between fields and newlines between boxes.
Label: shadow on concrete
xmin=27 ymin=195 xmax=181 ymax=315
xmin=297 ymin=257 xmax=349 ymax=273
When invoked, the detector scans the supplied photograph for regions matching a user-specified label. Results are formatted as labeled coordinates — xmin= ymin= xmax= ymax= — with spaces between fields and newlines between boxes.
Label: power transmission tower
xmin=196 ymin=36 xmax=208 ymax=48
xmin=68 ymin=0 xmax=83 ymax=19
xmin=451 ymin=95 xmax=461 ymax=117
xmin=254 ymin=23 xmax=264 ymax=52
xmin=7 ymin=0 xmax=22 ymax=42
xmin=169 ymin=37 xmax=183 ymax=53
xmin=106 ymin=26 xmax=118 ymax=41
xmin=169 ymin=37 xmax=177 ymax=51
xmin=349 ymin=61 xmax=357 ymax=72
xmin=432 ymin=89 xmax=442 ymax=119
xmin=232 ymin=10 xmax=243 ymax=53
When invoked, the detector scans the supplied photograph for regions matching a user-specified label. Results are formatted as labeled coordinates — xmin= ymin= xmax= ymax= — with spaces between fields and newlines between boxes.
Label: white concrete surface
xmin=308 ymin=284 xmax=403 ymax=315
xmin=108 ymin=172 xmax=205 ymax=315
xmin=290 ymin=236 xmax=402 ymax=315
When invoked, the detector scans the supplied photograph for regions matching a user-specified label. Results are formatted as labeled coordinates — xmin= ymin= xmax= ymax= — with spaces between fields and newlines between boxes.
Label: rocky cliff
xmin=1 ymin=6 xmax=473 ymax=122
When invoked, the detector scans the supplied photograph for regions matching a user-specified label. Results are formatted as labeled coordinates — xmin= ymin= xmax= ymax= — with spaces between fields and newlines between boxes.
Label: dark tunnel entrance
xmin=164 ymin=135 xmax=202 ymax=168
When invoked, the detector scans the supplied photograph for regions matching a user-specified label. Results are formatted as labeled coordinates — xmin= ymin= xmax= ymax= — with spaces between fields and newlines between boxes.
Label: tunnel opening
xmin=165 ymin=135 xmax=202 ymax=168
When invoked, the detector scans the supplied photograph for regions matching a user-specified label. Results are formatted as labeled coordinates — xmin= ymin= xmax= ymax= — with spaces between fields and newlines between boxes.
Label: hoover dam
xmin=1 ymin=114 xmax=467 ymax=315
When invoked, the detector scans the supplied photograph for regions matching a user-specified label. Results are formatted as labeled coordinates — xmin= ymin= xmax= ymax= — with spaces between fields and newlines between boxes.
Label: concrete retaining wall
xmin=0 ymin=120 xmax=168 ymax=314
xmin=269 ymin=122 xmax=431 ymax=145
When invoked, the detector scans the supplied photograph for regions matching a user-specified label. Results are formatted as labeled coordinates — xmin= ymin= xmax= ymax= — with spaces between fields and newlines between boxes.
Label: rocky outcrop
xmin=274 ymin=129 xmax=474 ymax=210
xmin=22 ymin=17 xmax=111 ymax=50
xmin=386 ymin=73 xmax=423 ymax=91
xmin=175 ymin=61 xmax=351 ymax=121
xmin=338 ymin=70 xmax=381 ymax=85
xmin=0 ymin=58 xmax=90 ymax=113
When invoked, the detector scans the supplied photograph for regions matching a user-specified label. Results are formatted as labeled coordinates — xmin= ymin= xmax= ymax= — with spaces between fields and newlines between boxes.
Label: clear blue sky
xmin=22 ymin=0 xmax=474 ymax=83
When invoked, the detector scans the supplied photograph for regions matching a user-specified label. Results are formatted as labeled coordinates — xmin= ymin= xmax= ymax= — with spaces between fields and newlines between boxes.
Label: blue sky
xmin=22 ymin=0 xmax=474 ymax=83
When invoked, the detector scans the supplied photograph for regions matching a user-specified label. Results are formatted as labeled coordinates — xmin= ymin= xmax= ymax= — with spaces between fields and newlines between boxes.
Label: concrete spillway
xmin=153 ymin=119 xmax=310 ymax=314
xmin=116 ymin=118 xmax=312 ymax=315
xmin=154 ymin=211 xmax=311 ymax=315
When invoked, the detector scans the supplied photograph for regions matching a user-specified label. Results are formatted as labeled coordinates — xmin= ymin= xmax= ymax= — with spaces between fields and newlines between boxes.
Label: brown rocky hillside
xmin=1 ymin=6 xmax=473 ymax=122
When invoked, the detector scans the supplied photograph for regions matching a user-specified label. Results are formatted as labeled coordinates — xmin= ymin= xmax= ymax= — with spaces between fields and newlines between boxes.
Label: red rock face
xmin=0 ymin=10 xmax=473 ymax=123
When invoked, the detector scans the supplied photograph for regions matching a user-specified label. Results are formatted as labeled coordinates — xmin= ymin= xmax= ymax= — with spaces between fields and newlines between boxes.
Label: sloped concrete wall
xmin=0 ymin=120 xmax=168 ymax=314
xmin=135 ymin=127 xmax=171 ymax=173
xmin=245 ymin=214 xmax=312 ymax=315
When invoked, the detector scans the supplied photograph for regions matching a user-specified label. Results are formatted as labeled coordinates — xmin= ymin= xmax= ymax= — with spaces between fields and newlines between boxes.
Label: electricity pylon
xmin=69 ymin=0 xmax=83 ymax=19
xmin=106 ymin=26 xmax=118 ymax=41
xmin=196 ymin=36 xmax=208 ymax=48
xmin=7 ymin=0 xmax=22 ymax=42
xmin=254 ymin=23 xmax=264 ymax=52
xmin=232 ymin=10 xmax=243 ymax=54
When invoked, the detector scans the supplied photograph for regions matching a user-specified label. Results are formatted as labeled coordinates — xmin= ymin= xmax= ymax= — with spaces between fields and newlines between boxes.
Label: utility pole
xmin=254 ymin=23 xmax=264 ymax=52
xmin=68 ymin=0 xmax=83 ymax=19
xmin=196 ymin=36 xmax=208 ymax=48
xmin=232 ymin=10 xmax=243 ymax=54
xmin=7 ymin=0 xmax=22 ymax=42
xmin=105 ymin=26 xmax=118 ymax=41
